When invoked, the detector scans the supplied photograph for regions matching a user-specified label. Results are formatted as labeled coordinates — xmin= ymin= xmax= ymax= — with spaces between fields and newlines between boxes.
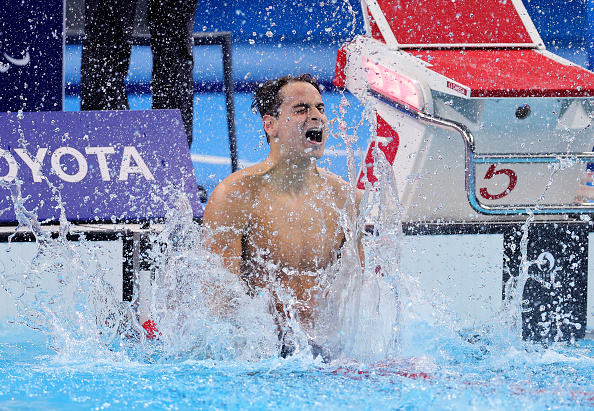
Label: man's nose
xmin=308 ymin=107 xmax=324 ymax=121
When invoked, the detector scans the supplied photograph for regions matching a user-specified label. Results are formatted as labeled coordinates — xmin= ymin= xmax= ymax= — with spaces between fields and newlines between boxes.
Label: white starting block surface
xmin=399 ymin=233 xmax=504 ymax=328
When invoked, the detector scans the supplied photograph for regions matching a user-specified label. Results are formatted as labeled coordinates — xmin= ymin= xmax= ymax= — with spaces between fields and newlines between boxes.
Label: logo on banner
xmin=0 ymin=109 xmax=204 ymax=222
xmin=0 ymin=146 xmax=154 ymax=183
xmin=0 ymin=51 xmax=31 ymax=73
xmin=531 ymin=251 xmax=562 ymax=285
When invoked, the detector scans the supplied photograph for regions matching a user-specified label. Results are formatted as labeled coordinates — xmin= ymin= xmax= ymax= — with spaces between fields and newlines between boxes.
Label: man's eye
xmin=296 ymin=108 xmax=308 ymax=114
xmin=318 ymin=107 xmax=325 ymax=114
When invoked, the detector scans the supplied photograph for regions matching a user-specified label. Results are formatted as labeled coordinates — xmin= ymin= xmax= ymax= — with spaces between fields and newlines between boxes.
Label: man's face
xmin=264 ymin=81 xmax=328 ymax=159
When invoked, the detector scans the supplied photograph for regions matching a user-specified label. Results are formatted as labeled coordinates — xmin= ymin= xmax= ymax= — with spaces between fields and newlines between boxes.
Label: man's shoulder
xmin=210 ymin=163 xmax=268 ymax=198
xmin=319 ymin=167 xmax=349 ymax=189
xmin=204 ymin=165 xmax=268 ymax=224
xmin=318 ymin=167 xmax=364 ymax=205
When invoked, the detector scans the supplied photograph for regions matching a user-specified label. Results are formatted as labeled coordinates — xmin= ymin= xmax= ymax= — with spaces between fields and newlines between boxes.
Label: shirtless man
xmin=203 ymin=74 xmax=363 ymax=333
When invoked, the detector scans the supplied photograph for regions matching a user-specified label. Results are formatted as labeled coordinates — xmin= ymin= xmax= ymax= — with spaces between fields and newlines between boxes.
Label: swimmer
xmin=203 ymin=74 xmax=364 ymax=345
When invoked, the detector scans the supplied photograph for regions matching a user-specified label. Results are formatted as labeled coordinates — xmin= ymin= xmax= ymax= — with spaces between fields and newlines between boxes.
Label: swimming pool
xmin=0 ymin=84 xmax=590 ymax=409
xmin=3 ymin=315 xmax=594 ymax=409
xmin=2 ymin=179 xmax=594 ymax=410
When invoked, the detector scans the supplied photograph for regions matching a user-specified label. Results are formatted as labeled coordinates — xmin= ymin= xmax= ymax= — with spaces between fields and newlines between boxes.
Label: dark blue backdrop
xmin=0 ymin=0 xmax=63 ymax=112
xmin=195 ymin=0 xmax=588 ymax=46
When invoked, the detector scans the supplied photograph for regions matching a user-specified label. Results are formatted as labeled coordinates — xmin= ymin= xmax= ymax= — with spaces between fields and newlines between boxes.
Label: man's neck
xmin=265 ymin=154 xmax=319 ymax=194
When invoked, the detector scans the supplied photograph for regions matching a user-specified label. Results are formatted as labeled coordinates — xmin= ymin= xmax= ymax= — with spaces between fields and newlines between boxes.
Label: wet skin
xmin=203 ymin=81 xmax=363 ymax=326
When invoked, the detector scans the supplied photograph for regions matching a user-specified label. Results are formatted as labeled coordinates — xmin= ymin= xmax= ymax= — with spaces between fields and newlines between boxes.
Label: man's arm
xmin=202 ymin=178 xmax=251 ymax=276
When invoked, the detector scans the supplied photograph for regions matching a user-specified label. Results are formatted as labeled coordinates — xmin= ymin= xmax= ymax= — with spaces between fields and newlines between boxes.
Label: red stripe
xmin=408 ymin=49 xmax=594 ymax=98
xmin=357 ymin=114 xmax=399 ymax=189
xmin=369 ymin=0 xmax=532 ymax=46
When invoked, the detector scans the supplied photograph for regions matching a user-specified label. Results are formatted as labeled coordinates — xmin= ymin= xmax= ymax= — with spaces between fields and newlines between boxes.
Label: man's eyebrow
xmin=292 ymin=102 xmax=325 ymax=109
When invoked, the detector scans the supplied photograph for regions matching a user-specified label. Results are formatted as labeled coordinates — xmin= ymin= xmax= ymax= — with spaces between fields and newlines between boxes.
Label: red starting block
xmin=336 ymin=0 xmax=594 ymax=342
xmin=336 ymin=0 xmax=594 ymax=221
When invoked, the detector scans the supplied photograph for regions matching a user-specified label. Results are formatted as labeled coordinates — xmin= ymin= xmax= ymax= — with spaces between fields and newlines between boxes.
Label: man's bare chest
xmin=245 ymin=194 xmax=344 ymax=268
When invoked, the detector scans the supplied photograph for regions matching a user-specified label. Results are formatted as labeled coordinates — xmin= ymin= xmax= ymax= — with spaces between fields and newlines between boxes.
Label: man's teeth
xmin=305 ymin=128 xmax=323 ymax=142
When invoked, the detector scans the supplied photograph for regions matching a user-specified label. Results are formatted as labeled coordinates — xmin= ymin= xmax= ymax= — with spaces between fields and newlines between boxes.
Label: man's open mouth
xmin=305 ymin=128 xmax=323 ymax=143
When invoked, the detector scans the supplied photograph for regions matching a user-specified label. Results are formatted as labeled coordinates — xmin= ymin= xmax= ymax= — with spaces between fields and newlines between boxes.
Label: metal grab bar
xmin=373 ymin=91 xmax=594 ymax=215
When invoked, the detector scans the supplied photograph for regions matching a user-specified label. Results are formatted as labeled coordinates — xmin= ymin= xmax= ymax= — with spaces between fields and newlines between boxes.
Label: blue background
xmin=194 ymin=0 xmax=588 ymax=47
xmin=0 ymin=0 xmax=63 ymax=112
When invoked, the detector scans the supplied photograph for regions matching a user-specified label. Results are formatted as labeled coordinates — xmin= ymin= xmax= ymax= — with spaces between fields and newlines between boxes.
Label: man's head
xmin=252 ymin=74 xmax=321 ymax=118
xmin=252 ymin=74 xmax=323 ymax=143
xmin=251 ymin=74 xmax=328 ymax=162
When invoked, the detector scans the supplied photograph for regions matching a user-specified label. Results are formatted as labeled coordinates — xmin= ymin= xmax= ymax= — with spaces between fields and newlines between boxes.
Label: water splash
xmin=143 ymin=193 xmax=280 ymax=362
xmin=0 ymin=116 xmax=407 ymax=367
xmin=0 ymin=180 xmax=144 ymax=360
xmin=3 ymin=102 xmax=590 ymax=377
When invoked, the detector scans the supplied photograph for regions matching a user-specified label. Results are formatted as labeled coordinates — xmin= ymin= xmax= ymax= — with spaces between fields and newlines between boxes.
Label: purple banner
xmin=0 ymin=110 xmax=203 ymax=223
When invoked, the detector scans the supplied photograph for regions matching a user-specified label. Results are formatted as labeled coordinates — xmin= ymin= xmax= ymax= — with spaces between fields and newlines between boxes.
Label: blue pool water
xmin=3 ymin=321 xmax=594 ymax=409
xmin=3 ymin=177 xmax=594 ymax=410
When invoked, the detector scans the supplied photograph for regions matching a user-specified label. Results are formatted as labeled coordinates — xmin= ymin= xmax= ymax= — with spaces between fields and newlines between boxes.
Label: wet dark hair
xmin=251 ymin=74 xmax=321 ymax=143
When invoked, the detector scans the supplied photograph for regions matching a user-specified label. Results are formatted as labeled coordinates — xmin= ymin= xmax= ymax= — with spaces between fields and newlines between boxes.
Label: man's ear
xmin=262 ymin=114 xmax=276 ymax=137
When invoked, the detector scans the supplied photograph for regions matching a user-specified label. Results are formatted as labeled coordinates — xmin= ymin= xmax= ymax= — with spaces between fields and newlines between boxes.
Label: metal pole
xmin=221 ymin=33 xmax=239 ymax=173
xmin=586 ymin=0 xmax=594 ymax=70
xmin=192 ymin=32 xmax=238 ymax=173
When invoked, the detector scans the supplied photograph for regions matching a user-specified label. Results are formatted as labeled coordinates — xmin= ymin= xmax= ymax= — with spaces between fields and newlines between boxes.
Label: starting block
xmin=335 ymin=0 xmax=594 ymax=221
xmin=337 ymin=0 xmax=594 ymax=341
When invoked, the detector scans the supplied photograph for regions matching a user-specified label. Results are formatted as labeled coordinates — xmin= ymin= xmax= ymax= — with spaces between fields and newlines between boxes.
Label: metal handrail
xmin=372 ymin=91 xmax=594 ymax=215
xmin=65 ymin=30 xmax=239 ymax=173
